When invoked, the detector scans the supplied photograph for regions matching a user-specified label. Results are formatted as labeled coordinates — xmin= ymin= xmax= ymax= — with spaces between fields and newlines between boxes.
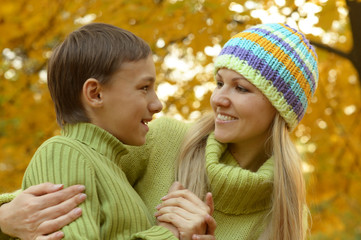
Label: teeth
xmin=142 ymin=120 xmax=149 ymax=125
xmin=217 ymin=114 xmax=236 ymax=121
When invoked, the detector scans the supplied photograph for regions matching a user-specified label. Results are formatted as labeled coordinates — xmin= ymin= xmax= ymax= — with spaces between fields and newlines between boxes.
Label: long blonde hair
xmin=176 ymin=113 xmax=214 ymax=200
xmin=176 ymin=113 xmax=308 ymax=240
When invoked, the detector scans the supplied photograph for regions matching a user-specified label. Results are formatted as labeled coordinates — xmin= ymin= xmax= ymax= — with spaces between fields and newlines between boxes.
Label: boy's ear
xmin=82 ymin=78 xmax=104 ymax=108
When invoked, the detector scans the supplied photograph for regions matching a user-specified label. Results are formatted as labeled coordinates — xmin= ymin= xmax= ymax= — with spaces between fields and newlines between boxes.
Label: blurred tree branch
xmin=311 ymin=0 xmax=361 ymax=86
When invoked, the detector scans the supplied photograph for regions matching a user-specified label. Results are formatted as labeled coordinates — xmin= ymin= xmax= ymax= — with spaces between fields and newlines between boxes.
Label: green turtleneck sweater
xmin=18 ymin=123 xmax=176 ymax=240
xmin=122 ymin=117 xmax=274 ymax=239
xmin=0 ymin=118 xmax=274 ymax=239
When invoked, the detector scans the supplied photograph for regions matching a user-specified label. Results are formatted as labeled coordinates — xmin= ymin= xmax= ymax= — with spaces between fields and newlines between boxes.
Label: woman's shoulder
xmin=150 ymin=116 xmax=191 ymax=132
xmin=147 ymin=116 xmax=193 ymax=144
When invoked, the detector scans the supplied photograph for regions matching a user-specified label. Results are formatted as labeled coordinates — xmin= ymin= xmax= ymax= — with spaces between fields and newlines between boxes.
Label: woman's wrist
xmin=157 ymin=221 xmax=179 ymax=238
xmin=0 ymin=203 xmax=12 ymax=236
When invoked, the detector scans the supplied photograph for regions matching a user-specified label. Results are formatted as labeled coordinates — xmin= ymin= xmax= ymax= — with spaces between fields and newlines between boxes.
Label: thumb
xmin=205 ymin=192 xmax=214 ymax=215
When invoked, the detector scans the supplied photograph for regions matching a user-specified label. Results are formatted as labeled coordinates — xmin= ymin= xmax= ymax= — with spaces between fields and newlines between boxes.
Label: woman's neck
xmin=228 ymin=138 xmax=271 ymax=172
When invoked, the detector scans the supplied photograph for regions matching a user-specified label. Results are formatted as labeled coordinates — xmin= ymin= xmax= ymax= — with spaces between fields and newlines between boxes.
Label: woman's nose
xmin=211 ymin=89 xmax=231 ymax=107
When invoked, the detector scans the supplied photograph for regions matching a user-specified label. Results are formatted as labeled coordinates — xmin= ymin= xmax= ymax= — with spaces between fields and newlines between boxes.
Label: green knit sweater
xmin=121 ymin=117 xmax=274 ymax=239
xmin=17 ymin=123 xmax=176 ymax=240
xmin=0 ymin=118 xmax=274 ymax=239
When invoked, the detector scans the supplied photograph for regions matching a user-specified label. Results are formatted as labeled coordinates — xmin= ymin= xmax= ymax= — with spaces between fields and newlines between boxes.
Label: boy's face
xmin=96 ymin=54 xmax=162 ymax=145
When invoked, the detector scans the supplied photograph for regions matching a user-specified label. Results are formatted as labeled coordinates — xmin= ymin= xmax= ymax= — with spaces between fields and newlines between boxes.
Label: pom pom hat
xmin=214 ymin=23 xmax=319 ymax=131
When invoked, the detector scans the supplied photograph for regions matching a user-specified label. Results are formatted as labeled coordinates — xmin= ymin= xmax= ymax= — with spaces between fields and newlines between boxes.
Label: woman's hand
xmin=155 ymin=181 xmax=183 ymax=238
xmin=191 ymin=213 xmax=217 ymax=239
xmin=155 ymin=182 xmax=217 ymax=240
xmin=0 ymin=183 xmax=86 ymax=240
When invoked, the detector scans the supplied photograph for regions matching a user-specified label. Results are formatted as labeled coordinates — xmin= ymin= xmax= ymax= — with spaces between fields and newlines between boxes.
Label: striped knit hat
xmin=214 ymin=23 xmax=318 ymax=131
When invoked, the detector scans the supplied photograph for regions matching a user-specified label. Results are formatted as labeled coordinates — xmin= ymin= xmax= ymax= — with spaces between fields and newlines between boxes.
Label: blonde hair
xmin=176 ymin=113 xmax=308 ymax=239
xmin=259 ymin=114 xmax=308 ymax=240
xmin=176 ymin=113 xmax=214 ymax=200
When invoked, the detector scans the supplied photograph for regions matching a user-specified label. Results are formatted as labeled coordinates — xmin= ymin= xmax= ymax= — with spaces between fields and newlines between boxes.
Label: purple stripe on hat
xmin=245 ymin=23 xmax=318 ymax=59
xmin=220 ymin=42 xmax=310 ymax=98
xmin=248 ymin=27 xmax=316 ymax=92
xmin=219 ymin=47 xmax=305 ymax=120
xmin=219 ymin=45 xmax=307 ymax=106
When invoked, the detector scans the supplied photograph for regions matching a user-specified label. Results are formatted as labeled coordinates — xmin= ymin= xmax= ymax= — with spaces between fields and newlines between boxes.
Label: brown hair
xmin=47 ymin=23 xmax=151 ymax=127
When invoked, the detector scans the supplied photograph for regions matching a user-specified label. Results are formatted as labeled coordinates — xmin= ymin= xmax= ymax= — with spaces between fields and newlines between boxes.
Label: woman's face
xmin=210 ymin=68 xmax=277 ymax=146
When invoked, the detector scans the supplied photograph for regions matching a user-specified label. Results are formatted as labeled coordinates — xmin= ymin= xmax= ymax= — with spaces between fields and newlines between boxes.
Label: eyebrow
xmin=141 ymin=77 xmax=156 ymax=83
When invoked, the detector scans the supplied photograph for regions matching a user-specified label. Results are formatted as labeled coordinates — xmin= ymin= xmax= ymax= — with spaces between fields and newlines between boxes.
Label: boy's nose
xmin=150 ymin=94 xmax=163 ymax=113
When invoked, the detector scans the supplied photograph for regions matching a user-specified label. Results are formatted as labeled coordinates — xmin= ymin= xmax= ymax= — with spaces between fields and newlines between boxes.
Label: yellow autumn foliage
xmin=0 ymin=0 xmax=360 ymax=238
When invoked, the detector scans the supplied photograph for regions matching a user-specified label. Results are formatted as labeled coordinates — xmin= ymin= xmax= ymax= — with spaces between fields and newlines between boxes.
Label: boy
xmin=20 ymin=22 xmax=174 ymax=239
xmin=1 ymin=23 xmax=216 ymax=240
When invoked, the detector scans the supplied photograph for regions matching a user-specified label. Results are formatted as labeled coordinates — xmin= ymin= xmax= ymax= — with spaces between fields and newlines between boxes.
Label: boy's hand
xmin=0 ymin=183 xmax=86 ymax=240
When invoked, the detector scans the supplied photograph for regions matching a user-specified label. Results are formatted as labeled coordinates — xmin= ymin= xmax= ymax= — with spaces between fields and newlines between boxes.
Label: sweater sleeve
xmin=130 ymin=225 xmax=178 ymax=240
xmin=121 ymin=117 xmax=190 ymax=187
xmin=22 ymin=141 xmax=101 ymax=239
xmin=0 ymin=190 xmax=21 ymax=206
xmin=121 ymin=144 xmax=150 ymax=186
xmin=0 ymin=190 xmax=21 ymax=239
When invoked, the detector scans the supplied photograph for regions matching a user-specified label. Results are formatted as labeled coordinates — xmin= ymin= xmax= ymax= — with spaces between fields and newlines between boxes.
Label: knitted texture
xmin=214 ymin=23 xmax=319 ymax=130
xmin=0 ymin=190 xmax=21 ymax=206
xmin=122 ymin=117 xmax=274 ymax=239
xmin=1 ymin=118 xmax=274 ymax=239
xmin=22 ymin=123 xmax=176 ymax=240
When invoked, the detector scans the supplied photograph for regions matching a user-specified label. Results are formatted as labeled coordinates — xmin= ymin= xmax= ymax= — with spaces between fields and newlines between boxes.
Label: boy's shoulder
xmin=37 ymin=135 xmax=78 ymax=149
xmin=34 ymin=135 xmax=94 ymax=160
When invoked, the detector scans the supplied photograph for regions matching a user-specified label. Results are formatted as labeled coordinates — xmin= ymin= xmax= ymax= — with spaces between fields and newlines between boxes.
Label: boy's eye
xmin=141 ymin=86 xmax=149 ymax=91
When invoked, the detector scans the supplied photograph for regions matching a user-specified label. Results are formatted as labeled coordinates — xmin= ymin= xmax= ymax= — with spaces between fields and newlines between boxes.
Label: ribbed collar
xmin=62 ymin=123 xmax=128 ymax=163
xmin=206 ymin=132 xmax=274 ymax=215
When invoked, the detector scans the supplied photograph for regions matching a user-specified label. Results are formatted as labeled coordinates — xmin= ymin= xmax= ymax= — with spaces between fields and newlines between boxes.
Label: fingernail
xmin=53 ymin=184 xmax=64 ymax=190
xmin=73 ymin=207 xmax=82 ymax=216
xmin=78 ymin=193 xmax=87 ymax=201
xmin=156 ymin=204 xmax=161 ymax=210
xmin=56 ymin=231 xmax=64 ymax=238
xmin=154 ymin=211 xmax=160 ymax=217
xmin=78 ymin=185 xmax=86 ymax=191
xmin=161 ymin=195 xmax=168 ymax=200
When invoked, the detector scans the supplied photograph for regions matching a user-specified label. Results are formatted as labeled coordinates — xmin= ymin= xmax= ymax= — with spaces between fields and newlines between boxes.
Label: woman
xmin=0 ymin=23 xmax=318 ymax=239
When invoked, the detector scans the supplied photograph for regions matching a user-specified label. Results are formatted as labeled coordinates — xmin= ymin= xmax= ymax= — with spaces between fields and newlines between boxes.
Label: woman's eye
xmin=236 ymin=85 xmax=248 ymax=92
xmin=216 ymin=81 xmax=223 ymax=88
